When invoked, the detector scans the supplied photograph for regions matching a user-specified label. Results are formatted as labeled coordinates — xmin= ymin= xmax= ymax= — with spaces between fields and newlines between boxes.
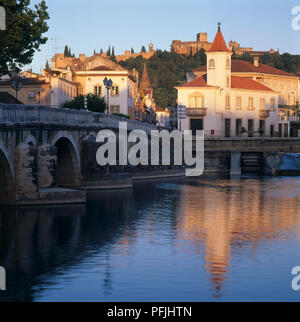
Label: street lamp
xmin=103 ymin=77 xmax=113 ymax=114
xmin=10 ymin=73 xmax=22 ymax=101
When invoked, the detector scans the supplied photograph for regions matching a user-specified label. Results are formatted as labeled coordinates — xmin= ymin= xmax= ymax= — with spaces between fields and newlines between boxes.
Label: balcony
xmin=186 ymin=108 xmax=207 ymax=117
xmin=259 ymin=110 xmax=270 ymax=119
xmin=278 ymin=104 xmax=299 ymax=109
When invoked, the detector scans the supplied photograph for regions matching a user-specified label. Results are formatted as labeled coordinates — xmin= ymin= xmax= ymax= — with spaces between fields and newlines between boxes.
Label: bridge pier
xmin=230 ymin=152 xmax=241 ymax=176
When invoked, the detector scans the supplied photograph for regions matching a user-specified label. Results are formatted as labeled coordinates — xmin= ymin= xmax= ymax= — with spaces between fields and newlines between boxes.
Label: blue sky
xmin=28 ymin=0 xmax=300 ymax=72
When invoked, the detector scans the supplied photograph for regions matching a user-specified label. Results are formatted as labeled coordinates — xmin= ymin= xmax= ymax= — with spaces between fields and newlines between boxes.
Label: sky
xmin=27 ymin=0 xmax=300 ymax=73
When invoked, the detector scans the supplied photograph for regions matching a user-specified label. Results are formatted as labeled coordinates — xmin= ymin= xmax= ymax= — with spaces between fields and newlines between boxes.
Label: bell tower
xmin=206 ymin=23 xmax=232 ymax=90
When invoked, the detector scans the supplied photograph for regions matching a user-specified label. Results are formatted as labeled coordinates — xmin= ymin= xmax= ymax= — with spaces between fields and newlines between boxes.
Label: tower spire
xmin=218 ymin=22 xmax=221 ymax=31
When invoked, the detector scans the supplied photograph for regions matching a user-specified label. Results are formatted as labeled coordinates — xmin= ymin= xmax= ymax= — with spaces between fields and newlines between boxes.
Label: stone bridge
xmin=0 ymin=104 xmax=157 ymax=205
xmin=1 ymin=104 xmax=300 ymax=205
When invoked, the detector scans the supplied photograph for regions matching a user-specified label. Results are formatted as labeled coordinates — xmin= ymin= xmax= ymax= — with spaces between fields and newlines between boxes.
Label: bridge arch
xmin=51 ymin=133 xmax=81 ymax=187
xmin=0 ymin=145 xmax=14 ymax=202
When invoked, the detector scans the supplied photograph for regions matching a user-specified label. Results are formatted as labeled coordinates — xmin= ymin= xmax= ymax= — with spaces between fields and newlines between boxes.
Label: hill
xmin=119 ymin=50 xmax=300 ymax=108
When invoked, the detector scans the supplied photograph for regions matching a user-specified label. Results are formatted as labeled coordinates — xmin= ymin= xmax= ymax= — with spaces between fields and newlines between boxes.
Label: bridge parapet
xmin=0 ymin=104 xmax=157 ymax=133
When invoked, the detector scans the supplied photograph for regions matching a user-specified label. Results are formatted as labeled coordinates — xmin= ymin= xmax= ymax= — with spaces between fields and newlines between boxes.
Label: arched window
xmin=209 ymin=59 xmax=215 ymax=70
xmin=189 ymin=92 xmax=204 ymax=108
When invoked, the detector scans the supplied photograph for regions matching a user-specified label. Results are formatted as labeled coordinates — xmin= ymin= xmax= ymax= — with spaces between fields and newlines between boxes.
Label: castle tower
xmin=206 ymin=23 xmax=232 ymax=90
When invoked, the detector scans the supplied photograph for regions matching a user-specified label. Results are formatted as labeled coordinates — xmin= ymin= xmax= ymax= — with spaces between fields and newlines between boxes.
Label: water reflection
xmin=0 ymin=177 xmax=300 ymax=301
xmin=176 ymin=177 xmax=300 ymax=297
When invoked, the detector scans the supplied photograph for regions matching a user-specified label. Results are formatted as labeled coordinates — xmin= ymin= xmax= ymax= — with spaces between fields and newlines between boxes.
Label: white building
xmin=48 ymin=53 xmax=138 ymax=119
xmin=176 ymin=26 xmax=288 ymax=138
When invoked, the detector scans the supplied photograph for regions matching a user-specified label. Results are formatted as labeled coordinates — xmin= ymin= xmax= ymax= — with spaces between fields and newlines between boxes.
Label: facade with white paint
xmin=176 ymin=27 xmax=299 ymax=137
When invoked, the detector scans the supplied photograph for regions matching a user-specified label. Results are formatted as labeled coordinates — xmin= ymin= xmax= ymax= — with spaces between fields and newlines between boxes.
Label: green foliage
xmin=141 ymin=46 xmax=146 ymax=53
xmin=0 ymin=0 xmax=50 ymax=75
xmin=119 ymin=48 xmax=207 ymax=107
xmin=120 ymin=48 xmax=300 ymax=107
xmin=107 ymin=46 xmax=111 ymax=56
xmin=64 ymin=45 xmax=73 ymax=57
xmin=131 ymin=47 xmax=134 ymax=54
xmin=45 ymin=60 xmax=50 ymax=70
xmin=63 ymin=94 xmax=107 ymax=113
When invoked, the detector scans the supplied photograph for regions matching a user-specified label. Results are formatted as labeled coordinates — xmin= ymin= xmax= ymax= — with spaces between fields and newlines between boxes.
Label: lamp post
xmin=103 ymin=77 xmax=113 ymax=114
xmin=11 ymin=73 xmax=22 ymax=101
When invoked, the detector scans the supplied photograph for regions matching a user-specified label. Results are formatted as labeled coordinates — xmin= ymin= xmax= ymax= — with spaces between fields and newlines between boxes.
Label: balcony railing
xmin=186 ymin=108 xmax=207 ymax=117
xmin=259 ymin=110 xmax=270 ymax=119
xmin=278 ymin=104 xmax=299 ymax=109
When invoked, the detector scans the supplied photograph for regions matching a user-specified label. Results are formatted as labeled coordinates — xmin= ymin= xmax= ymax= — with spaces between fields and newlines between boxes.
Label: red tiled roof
xmin=207 ymin=30 xmax=230 ymax=53
xmin=182 ymin=74 xmax=273 ymax=92
xmin=231 ymin=76 xmax=273 ymax=92
xmin=182 ymin=74 xmax=214 ymax=87
xmin=192 ymin=60 xmax=296 ymax=77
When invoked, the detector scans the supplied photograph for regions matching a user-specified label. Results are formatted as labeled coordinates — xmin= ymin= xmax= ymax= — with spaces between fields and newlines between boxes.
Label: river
xmin=0 ymin=176 xmax=300 ymax=302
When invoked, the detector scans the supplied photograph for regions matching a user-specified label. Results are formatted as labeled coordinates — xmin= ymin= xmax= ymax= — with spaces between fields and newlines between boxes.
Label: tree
xmin=0 ymin=0 xmax=50 ymax=75
xmin=45 ymin=60 xmax=50 ymax=70
xmin=107 ymin=46 xmax=111 ymax=56
xmin=141 ymin=46 xmax=146 ymax=53
xmin=64 ymin=45 xmax=69 ymax=57
xmin=63 ymin=94 xmax=107 ymax=113
xmin=131 ymin=47 xmax=134 ymax=54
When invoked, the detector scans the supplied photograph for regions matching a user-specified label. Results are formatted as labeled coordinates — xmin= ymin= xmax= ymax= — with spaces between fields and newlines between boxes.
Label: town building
xmin=175 ymin=25 xmax=295 ymax=138
xmin=0 ymin=53 xmax=139 ymax=119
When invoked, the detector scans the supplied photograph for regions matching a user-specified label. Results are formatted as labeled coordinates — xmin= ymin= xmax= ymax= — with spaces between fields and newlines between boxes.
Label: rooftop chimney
xmin=254 ymin=56 xmax=259 ymax=67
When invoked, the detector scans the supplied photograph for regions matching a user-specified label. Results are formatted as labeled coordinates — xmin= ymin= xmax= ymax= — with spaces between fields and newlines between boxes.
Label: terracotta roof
xmin=193 ymin=60 xmax=296 ymax=77
xmin=231 ymin=60 xmax=296 ymax=77
xmin=89 ymin=66 xmax=114 ymax=71
xmin=182 ymin=74 xmax=214 ymax=87
xmin=231 ymin=76 xmax=274 ymax=91
xmin=207 ymin=30 xmax=230 ymax=53
xmin=181 ymin=74 xmax=273 ymax=92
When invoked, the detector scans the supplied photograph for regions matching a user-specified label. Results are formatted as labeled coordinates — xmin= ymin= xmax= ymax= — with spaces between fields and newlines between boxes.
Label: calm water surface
xmin=1 ymin=176 xmax=300 ymax=302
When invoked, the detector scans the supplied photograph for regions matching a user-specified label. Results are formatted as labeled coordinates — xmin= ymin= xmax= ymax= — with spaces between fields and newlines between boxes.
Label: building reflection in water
xmin=175 ymin=177 xmax=300 ymax=297
xmin=1 ymin=177 xmax=300 ymax=301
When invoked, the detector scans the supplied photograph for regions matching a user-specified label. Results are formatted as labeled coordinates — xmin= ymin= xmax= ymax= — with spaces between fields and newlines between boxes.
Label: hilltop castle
xmin=171 ymin=32 xmax=278 ymax=56
xmin=115 ymin=43 xmax=156 ymax=62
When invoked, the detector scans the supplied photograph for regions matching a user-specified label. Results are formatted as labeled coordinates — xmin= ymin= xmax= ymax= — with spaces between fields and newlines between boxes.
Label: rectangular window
xmin=225 ymin=95 xmax=230 ymax=109
xmin=94 ymin=86 xmax=102 ymax=96
xmin=112 ymin=86 xmax=119 ymax=96
xmin=236 ymin=96 xmax=242 ymax=109
xmin=236 ymin=119 xmax=242 ymax=136
xmin=260 ymin=98 xmax=265 ymax=110
xmin=248 ymin=119 xmax=254 ymax=137
xmin=270 ymin=98 xmax=275 ymax=110
xmin=248 ymin=97 xmax=254 ymax=109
